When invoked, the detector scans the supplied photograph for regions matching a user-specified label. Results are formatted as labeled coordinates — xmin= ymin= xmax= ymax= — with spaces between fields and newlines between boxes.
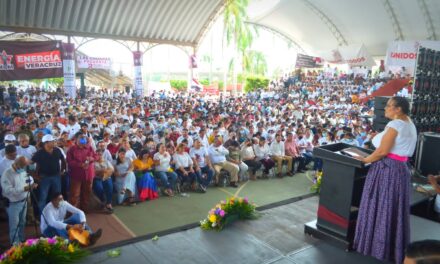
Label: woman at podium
xmin=353 ymin=97 xmax=417 ymax=264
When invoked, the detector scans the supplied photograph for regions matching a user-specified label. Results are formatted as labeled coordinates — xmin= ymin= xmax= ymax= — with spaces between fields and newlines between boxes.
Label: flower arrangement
xmin=0 ymin=237 xmax=89 ymax=264
xmin=200 ymin=197 xmax=258 ymax=231
xmin=311 ymin=170 xmax=323 ymax=193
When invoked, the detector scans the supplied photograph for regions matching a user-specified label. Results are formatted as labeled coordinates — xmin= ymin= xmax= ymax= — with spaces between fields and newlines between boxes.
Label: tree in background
xmin=223 ymin=0 xmax=257 ymax=95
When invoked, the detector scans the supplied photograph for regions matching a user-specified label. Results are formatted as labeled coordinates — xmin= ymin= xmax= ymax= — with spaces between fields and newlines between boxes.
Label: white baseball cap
xmin=4 ymin=134 xmax=16 ymax=141
xmin=42 ymin=134 xmax=56 ymax=143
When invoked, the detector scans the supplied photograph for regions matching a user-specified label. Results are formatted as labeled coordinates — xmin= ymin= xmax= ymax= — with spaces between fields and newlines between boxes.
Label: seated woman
xmin=132 ymin=149 xmax=158 ymax=201
xmin=113 ymin=148 xmax=137 ymax=205
xmin=93 ymin=149 xmax=114 ymax=213
xmin=173 ymin=143 xmax=197 ymax=191
xmin=153 ymin=143 xmax=177 ymax=196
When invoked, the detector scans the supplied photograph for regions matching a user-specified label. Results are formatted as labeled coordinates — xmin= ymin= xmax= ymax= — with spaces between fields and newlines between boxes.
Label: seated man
xmin=270 ymin=134 xmax=293 ymax=177
xmin=208 ymin=137 xmax=239 ymax=187
xmin=40 ymin=192 xmax=102 ymax=246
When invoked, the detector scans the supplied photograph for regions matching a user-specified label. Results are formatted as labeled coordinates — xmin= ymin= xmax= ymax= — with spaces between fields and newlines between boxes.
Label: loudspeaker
xmin=374 ymin=96 xmax=391 ymax=110
xmin=416 ymin=132 xmax=440 ymax=175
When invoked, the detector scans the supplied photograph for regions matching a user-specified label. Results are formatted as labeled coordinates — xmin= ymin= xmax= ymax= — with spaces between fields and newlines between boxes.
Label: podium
xmin=304 ymin=143 xmax=372 ymax=249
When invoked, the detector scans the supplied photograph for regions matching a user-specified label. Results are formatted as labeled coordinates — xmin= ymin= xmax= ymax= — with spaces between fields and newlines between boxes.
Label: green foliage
xmin=244 ymin=75 xmax=269 ymax=93
xmin=199 ymin=79 xmax=210 ymax=85
xmin=169 ymin=80 xmax=187 ymax=91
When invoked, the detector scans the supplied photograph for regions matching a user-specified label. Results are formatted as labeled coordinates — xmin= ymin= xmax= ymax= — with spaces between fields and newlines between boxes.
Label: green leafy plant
xmin=169 ymin=80 xmax=188 ymax=91
xmin=244 ymin=75 xmax=269 ymax=93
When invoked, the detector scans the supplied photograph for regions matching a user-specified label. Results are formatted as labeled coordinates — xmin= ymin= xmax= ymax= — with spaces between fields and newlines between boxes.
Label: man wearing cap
xmin=66 ymin=132 xmax=98 ymax=212
xmin=32 ymin=134 xmax=66 ymax=217
xmin=1 ymin=156 xmax=38 ymax=244
xmin=0 ymin=134 xmax=16 ymax=158
xmin=0 ymin=145 xmax=17 ymax=178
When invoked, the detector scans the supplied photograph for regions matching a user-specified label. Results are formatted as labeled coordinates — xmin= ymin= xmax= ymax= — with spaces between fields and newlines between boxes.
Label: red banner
xmin=0 ymin=41 xmax=63 ymax=81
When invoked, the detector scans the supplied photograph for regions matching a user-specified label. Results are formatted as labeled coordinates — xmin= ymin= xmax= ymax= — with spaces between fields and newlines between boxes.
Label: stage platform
xmin=80 ymin=195 xmax=440 ymax=264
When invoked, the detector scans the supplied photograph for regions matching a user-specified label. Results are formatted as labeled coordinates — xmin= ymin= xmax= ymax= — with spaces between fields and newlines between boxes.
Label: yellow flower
xmin=68 ymin=244 xmax=75 ymax=253
xmin=209 ymin=214 xmax=217 ymax=223
xmin=216 ymin=204 xmax=221 ymax=209
xmin=239 ymin=198 xmax=243 ymax=203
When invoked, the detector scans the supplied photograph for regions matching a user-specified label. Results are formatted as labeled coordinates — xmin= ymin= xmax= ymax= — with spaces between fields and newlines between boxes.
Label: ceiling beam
xmin=301 ymin=0 xmax=348 ymax=46
xmin=245 ymin=21 xmax=308 ymax=54
xmin=382 ymin=0 xmax=404 ymax=40
xmin=417 ymin=0 xmax=437 ymax=40
xmin=0 ymin=25 xmax=195 ymax=47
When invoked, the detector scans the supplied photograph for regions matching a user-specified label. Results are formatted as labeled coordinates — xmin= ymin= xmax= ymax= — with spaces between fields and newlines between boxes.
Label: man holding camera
xmin=1 ymin=156 xmax=38 ymax=244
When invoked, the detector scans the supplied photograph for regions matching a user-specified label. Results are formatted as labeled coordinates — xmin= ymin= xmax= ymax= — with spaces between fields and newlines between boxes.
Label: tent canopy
xmin=0 ymin=0 xmax=225 ymax=47
xmin=249 ymin=0 xmax=440 ymax=56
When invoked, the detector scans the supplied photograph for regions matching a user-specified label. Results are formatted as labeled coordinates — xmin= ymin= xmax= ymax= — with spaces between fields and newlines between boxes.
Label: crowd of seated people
xmin=0 ymin=70 xmax=388 ymax=245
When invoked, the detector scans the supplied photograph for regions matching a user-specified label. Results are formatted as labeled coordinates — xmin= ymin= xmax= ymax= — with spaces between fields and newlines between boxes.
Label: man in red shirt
xmin=284 ymin=132 xmax=305 ymax=175
xmin=66 ymin=132 xmax=99 ymax=212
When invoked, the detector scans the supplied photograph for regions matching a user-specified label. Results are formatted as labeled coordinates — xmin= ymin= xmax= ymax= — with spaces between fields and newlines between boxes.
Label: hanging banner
xmin=62 ymin=43 xmax=76 ymax=99
xmin=321 ymin=44 xmax=376 ymax=67
xmin=295 ymin=54 xmax=323 ymax=68
xmin=133 ymin=51 xmax=143 ymax=97
xmin=385 ymin=40 xmax=440 ymax=68
xmin=76 ymin=55 xmax=111 ymax=70
xmin=0 ymin=41 xmax=63 ymax=81
xmin=189 ymin=54 xmax=198 ymax=69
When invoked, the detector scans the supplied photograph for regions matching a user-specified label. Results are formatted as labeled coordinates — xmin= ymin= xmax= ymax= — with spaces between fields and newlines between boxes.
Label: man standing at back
xmin=32 ymin=134 xmax=66 ymax=217
xmin=67 ymin=132 xmax=98 ymax=212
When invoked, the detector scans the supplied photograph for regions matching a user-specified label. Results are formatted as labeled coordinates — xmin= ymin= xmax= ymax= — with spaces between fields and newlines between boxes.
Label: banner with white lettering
xmin=62 ymin=43 xmax=76 ymax=99
xmin=0 ymin=41 xmax=63 ymax=81
xmin=320 ymin=44 xmax=376 ymax=67
xmin=295 ymin=54 xmax=323 ymax=68
xmin=385 ymin=41 xmax=440 ymax=68
xmin=77 ymin=55 xmax=111 ymax=70
xmin=133 ymin=51 xmax=143 ymax=97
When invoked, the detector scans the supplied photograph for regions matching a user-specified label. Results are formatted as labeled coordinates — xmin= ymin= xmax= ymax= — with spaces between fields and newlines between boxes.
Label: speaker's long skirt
xmin=353 ymin=157 xmax=411 ymax=264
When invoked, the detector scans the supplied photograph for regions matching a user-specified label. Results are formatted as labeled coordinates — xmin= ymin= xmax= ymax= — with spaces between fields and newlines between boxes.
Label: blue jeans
xmin=176 ymin=169 xmax=196 ymax=185
xmin=195 ymin=166 xmax=214 ymax=188
xmin=6 ymin=200 xmax=27 ymax=244
xmin=155 ymin=171 xmax=177 ymax=189
xmin=93 ymin=178 xmax=113 ymax=205
xmin=38 ymin=176 xmax=61 ymax=216
xmin=42 ymin=213 xmax=92 ymax=240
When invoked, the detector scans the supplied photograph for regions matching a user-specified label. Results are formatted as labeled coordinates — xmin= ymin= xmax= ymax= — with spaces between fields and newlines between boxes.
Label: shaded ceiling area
xmin=0 ymin=0 xmax=225 ymax=47
xmin=249 ymin=0 xmax=440 ymax=56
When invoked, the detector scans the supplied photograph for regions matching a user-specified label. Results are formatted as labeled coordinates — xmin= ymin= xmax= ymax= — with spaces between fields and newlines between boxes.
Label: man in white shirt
xmin=41 ymin=192 xmax=102 ymax=245
xmin=16 ymin=134 xmax=37 ymax=160
xmin=1 ymin=156 xmax=37 ymax=244
xmin=63 ymin=115 xmax=81 ymax=140
xmin=270 ymin=134 xmax=293 ymax=177
xmin=177 ymin=128 xmax=194 ymax=148
xmin=0 ymin=134 xmax=16 ymax=158
xmin=0 ymin=144 xmax=17 ymax=177
xmin=208 ymin=137 xmax=239 ymax=187
xmin=190 ymin=139 xmax=214 ymax=192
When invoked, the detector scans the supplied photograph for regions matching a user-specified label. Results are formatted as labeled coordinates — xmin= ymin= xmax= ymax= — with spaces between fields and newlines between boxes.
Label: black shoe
xmin=199 ymin=183 xmax=207 ymax=193
xmin=297 ymin=169 xmax=306 ymax=173
xmin=229 ymin=182 xmax=238 ymax=188
xmin=89 ymin=228 xmax=102 ymax=246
